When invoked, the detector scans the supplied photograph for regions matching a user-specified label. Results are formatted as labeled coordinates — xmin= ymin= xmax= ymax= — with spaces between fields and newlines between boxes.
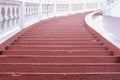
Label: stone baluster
xmin=0 ymin=6 xmax=3 ymax=33
xmin=12 ymin=8 xmax=15 ymax=28
xmin=15 ymin=8 xmax=19 ymax=27
xmin=14 ymin=7 xmax=18 ymax=28
xmin=0 ymin=7 xmax=5 ymax=33
xmin=4 ymin=7 xmax=9 ymax=32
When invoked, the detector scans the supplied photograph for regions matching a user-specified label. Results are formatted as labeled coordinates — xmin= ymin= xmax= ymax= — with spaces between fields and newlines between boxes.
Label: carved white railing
xmin=41 ymin=1 xmax=102 ymax=18
xmin=0 ymin=0 xmax=102 ymax=44
xmin=24 ymin=2 xmax=40 ymax=27
xmin=56 ymin=4 xmax=69 ymax=16
xmin=41 ymin=4 xmax=55 ymax=19
xmin=0 ymin=1 xmax=21 ymax=44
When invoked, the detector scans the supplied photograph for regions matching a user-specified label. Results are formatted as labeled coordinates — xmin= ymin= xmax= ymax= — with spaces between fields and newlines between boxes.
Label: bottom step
xmin=0 ymin=72 xmax=120 ymax=80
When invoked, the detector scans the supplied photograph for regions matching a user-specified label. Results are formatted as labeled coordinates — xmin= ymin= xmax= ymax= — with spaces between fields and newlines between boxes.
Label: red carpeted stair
xmin=0 ymin=13 xmax=120 ymax=80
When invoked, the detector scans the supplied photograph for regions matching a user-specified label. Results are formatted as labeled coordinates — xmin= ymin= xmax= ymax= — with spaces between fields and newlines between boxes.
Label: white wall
xmin=103 ymin=0 xmax=120 ymax=17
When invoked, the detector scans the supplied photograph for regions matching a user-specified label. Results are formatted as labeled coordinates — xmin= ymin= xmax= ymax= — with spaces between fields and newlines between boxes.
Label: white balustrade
xmin=0 ymin=1 xmax=21 ymax=44
xmin=0 ymin=0 xmax=102 ymax=44
xmin=56 ymin=4 xmax=69 ymax=16
xmin=71 ymin=3 xmax=84 ymax=14
xmin=41 ymin=4 xmax=54 ymax=19
xmin=24 ymin=2 xmax=40 ymax=27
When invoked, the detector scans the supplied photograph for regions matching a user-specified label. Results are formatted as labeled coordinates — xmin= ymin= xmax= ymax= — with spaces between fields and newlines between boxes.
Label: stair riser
xmin=21 ymin=35 xmax=95 ymax=37
xmin=23 ymin=33 xmax=94 ymax=35
xmin=0 ymin=64 xmax=120 ymax=72
xmin=25 ymin=31 xmax=90 ymax=32
xmin=12 ymin=42 xmax=103 ymax=46
xmin=8 ymin=47 xmax=107 ymax=50
xmin=20 ymin=36 xmax=96 ymax=38
xmin=0 ymin=57 xmax=119 ymax=63
xmin=18 ymin=38 xmax=99 ymax=41
xmin=10 ymin=45 xmax=105 ymax=48
xmin=3 ymin=51 xmax=113 ymax=56
xmin=0 ymin=73 xmax=120 ymax=80
xmin=15 ymin=40 xmax=100 ymax=43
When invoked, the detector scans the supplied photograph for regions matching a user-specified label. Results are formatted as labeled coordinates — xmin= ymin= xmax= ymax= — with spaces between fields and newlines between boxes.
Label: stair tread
xmin=2 ymin=55 xmax=118 ymax=57
xmin=0 ymin=63 xmax=120 ymax=73
xmin=0 ymin=72 xmax=120 ymax=74
xmin=0 ymin=63 xmax=120 ymax=66
xmin=0 ymin=55 xmax=119 ymax=63
xmin=3 ymin=50 xmax=113 ymax=56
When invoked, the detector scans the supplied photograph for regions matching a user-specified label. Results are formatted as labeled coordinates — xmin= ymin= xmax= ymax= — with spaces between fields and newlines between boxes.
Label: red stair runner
xmin=0 ymin=13 xmax=120 ymax=80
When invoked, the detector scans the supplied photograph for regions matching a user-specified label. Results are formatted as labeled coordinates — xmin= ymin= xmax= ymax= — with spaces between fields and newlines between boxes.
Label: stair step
xmin=0 ymin=55 xmax=119 ymax=63
xmin=27 ymin=31 xmax=90 ymax=32
xmin=18 ymin=37 xmax=99 ymax=41
xmin=13 ymin=42 xmax=103 ymax=46
xmin=16 ymin=40 xmax=100 ymax=43
xmin=20 ymin=36 xmax=96 ymax=38
xmin=22 ymin=33 xmax=94 ymax=34
xmin=25 ymin=31 xmax=91 ymax=33
xmin=7 ymin=46 xmax=107 ymax=50
xmin=3 ymin=50 xmax=113 ymax=56
xmin=0 ymin=72 xmax=120 ymax=80
xmin=9 ymin=45 xmax=105 ymax=47
xmin=0 ymin=63 xmax=120 ymax=72
xmin=21 ymin=35 xmax=95 ymax=37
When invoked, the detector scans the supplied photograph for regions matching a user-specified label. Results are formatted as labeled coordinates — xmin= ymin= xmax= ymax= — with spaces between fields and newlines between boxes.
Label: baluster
xmin=44 ymin=5 xmax=46 ymax=18
xmin=14 ymin=7 xmax=17 ymax=27
xmin=47 ymin=4 xmax=49 ymax=17
xmin=7 ymin=8 xmax=10 ymax=29
xmin=33 ymin=6 xmax=35 ymax=21
xmin=14 ymin=7 xmax=18 ymax=19
xmin=29 ymin=6 xmax=32 ymax=23
xmin=34 ymin=6 xmax=35 ymax=14
xmin=1 ymin=7 xmax=5 ymax=33
xmin=4 ymin=7 xmax=9 ymax=32
xmin=9 ymin=7 xmax=12 ymax=29
xmin=27 ymin=7 xmax=29 ymax=24
xmin=16 ymin=8 xmax=19 ymax=27
xmin=25 ymin=7 xmax=27 ymax=23
xmin=28 ymin=7 xmax=30 ymax=24
xmin=0 ymin=7 xmax=3 ymax=33
xmin=49 ymin=5 xmax=50 ymax=17
xmin=33 ymin=6 xmax=35 ymax=20
xmin=12 ymin=8 xmax=15 ymax=28
xmin=31 ymin=6 xmax=33 ymax=22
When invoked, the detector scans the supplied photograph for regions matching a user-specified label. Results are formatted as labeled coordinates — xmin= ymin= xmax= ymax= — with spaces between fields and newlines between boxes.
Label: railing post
xmin=38 ymin=2 xmax=42 ymax=20
xmin=83 ymin=1 xmax=87 ymax=12
xmin=54 ymin=3 xmax=57 ymax=17
xmin=69 ymin=2 xmax=72 ymax=15
xmin=20 ymin=1 xmax=25 ymax=29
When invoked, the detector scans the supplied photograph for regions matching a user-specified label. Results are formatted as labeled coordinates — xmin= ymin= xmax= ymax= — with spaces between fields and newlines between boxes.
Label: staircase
xmin=0 ymin=13 xmax=120 ymax=80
